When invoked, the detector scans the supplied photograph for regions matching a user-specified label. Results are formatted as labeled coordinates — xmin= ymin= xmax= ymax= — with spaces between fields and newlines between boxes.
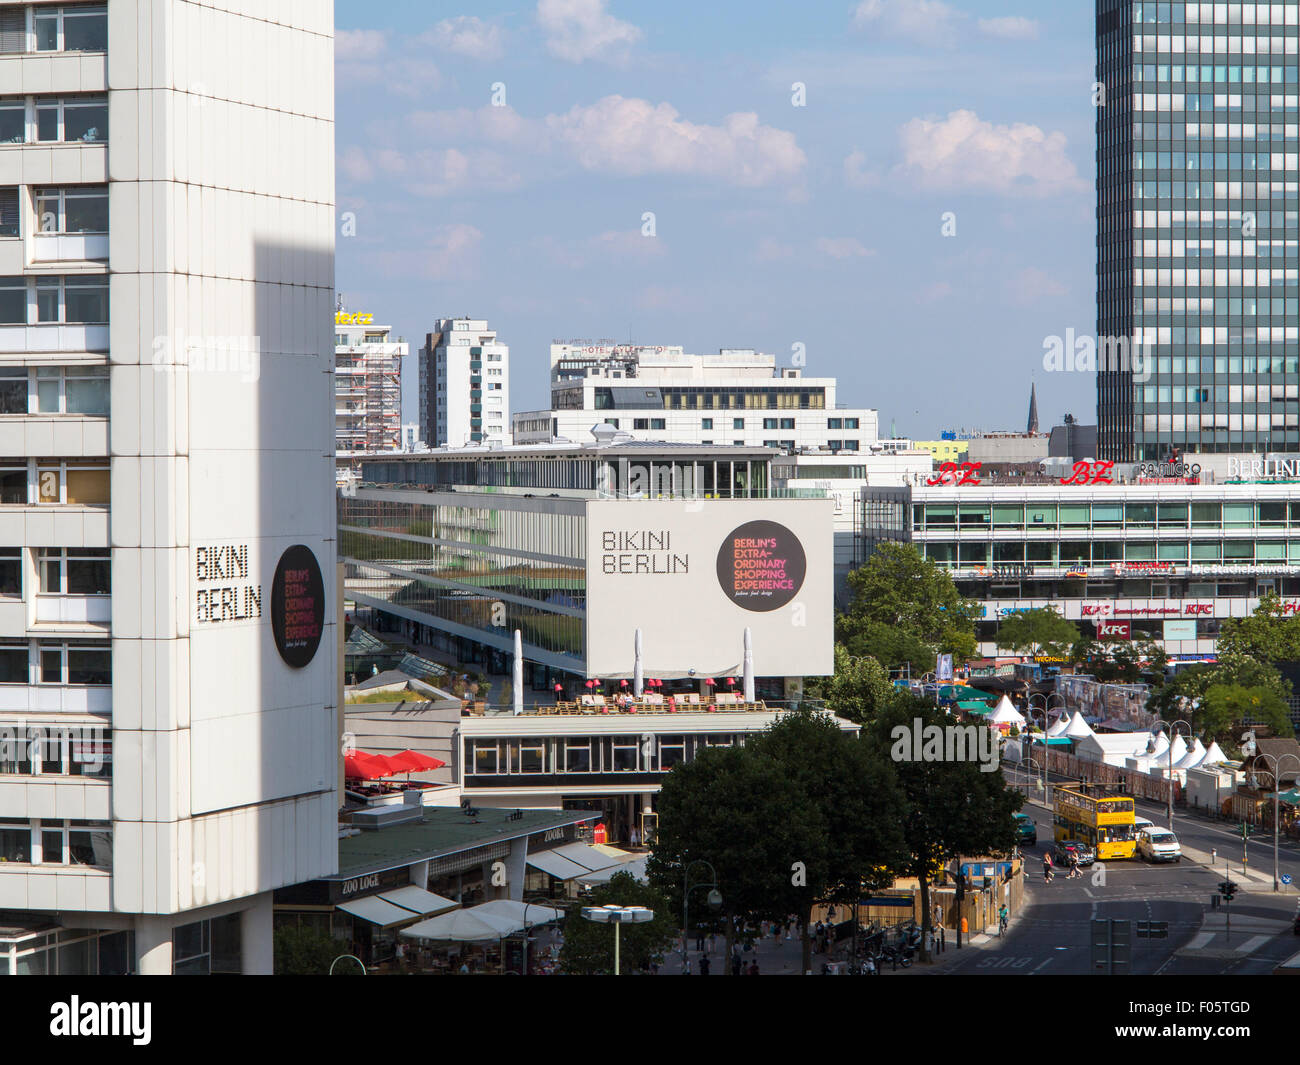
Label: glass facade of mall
xmin=1097 ymin=0 xmax=1300 ymax=460
xmin=861 ymin=482 xmax=1300 ymax=657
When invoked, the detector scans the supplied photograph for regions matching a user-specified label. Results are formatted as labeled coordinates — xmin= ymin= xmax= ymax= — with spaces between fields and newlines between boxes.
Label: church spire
xmin=1027 ymin=382 xmax=1040 ymax=434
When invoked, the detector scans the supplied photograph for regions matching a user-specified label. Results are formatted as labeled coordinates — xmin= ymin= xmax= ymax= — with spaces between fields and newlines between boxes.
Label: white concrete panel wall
xmin=107 ymin=0 xmax=337 ymax=916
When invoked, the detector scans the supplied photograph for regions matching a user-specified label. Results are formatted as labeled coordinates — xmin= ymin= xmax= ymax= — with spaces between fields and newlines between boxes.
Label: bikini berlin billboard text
xmin=584 ymin=498 xmax=834 ymax=677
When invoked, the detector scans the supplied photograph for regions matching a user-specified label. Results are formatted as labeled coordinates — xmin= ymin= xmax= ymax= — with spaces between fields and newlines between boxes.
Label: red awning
xmin=344 ymin=751 xmax=399 ymax=780
xmin=387 ymin=749 xmax=447 ymax=773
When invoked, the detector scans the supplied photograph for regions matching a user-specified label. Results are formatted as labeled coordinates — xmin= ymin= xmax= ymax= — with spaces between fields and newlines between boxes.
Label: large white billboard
xmin=585 ymin=498 xmax=835 ymax=678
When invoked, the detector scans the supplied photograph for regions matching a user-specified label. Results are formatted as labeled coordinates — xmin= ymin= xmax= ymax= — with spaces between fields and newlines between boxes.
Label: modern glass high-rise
xmin=1097 ymin=1 xmax=1300 ymax=462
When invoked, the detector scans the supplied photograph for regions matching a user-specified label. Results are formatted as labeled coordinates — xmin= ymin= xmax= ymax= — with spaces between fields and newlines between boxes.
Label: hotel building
xmin=512 ymin=342 xmax=879 ymax=454
xmin=0 ymin=0 xmax=338 ymax=975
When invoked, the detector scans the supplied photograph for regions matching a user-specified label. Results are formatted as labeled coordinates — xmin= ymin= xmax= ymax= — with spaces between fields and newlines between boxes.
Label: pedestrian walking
xmin=748 ymin=960 xmax=759 ymax=976
xmin=699 ymin=955 xmax=710 ymax=976
xmin=695 ymin=923 xmax=706 ymax=951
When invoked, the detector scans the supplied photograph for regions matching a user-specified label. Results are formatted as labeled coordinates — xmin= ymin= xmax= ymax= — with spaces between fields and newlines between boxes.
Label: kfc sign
xmin=1082 ymin=604 xmax=1112 ymax=617
xmin=1184 ymin=603 xmax=1214 ymax=616
xmin=1097 ymin=620 xmax=1131 ymax=640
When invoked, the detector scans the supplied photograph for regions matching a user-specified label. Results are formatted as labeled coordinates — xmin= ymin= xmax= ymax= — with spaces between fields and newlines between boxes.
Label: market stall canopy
xmin=939 ymin=684 xmax=996 ymax=701
xmin=578 ymin=855 xmax=649 ymax=886
xmin=473 ymin=899 xmax=564 ymax=930
xmin=958 ymin=701 xmax=992 ymax=715
xmin=988 ymin=697 xmax=1025 ymax=726
xmin=1046 ymin=714 xmax=1070 ymax=738
xmin=1064 ymin=712 xmax=1095 ymax=739
xmin=1201 ymin=741 xmax=1227 ymax=766
xmin=1174 ymin=738 xmax=1207 ymax=770
xmin=380 ymin=886 xmax=458 ymax=919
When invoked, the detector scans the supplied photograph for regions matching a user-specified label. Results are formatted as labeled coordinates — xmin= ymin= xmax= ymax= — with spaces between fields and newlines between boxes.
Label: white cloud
xmin=915 ymin=281 xmax=953 ymax=305
xmin=755 ymin=237 xmax=795 ymax=262
xmin=336 ymin=28 xmax=387 ymax=61
xmin=815 ymin=237 xmax=874 ymax=260
xmin=843 ymin=149 xmax=882 ymax=189
xmin=339 ymin=143 xmax=522 ymax=197
xmin=978 ymin=16 xmax=1039 ymax=41
xmin=421 ymin=16 xmax=504 ymax=60
xmin=546 ymin=96 xmax=806 ymax=187
xmin=363 ymin=223 xmax=484 ymax=281
xmin=537 ymin=0 xmax=642 ymax=63
xmin=1005 ymin=266 xmax=1067 ymax=306
xmin=852 ymin=0 xmax=964 ymax=46
xmin=896 ymin=109 xmax=1085 ymax=197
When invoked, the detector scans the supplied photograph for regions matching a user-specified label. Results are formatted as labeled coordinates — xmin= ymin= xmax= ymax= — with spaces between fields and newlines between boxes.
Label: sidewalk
xmin=663 ymin=923 xmax=998 ymax=975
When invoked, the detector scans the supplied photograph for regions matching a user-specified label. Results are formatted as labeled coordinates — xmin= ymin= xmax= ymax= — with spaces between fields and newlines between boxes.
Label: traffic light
xmin=1218 ymin=880 xmax=1237 ymax=902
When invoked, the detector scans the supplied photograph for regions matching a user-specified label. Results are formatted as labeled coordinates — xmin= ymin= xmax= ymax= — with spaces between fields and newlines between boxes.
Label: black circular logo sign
xmin=715 ymin=520 xmax=807 ymax=612
xmin=271 ymin=544 xmax=324 ymax=669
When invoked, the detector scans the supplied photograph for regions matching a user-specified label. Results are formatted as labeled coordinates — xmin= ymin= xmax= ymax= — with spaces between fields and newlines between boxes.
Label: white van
xmin=1137 ymin=826 xmax=1182 ymax=863
xmin=1134 ymin=816 xmax=1155 ymax=833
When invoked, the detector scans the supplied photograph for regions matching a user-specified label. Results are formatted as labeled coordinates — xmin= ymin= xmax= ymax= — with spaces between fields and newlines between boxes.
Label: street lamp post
xmin=1256 ymin=753 xmax=1300 ymax=893
xmin=582 ymin=904 xmax=654 ymax=975
xmin=682 ymin=859 xmax=720 ymax=974
xmin=1150 ymin=717 xmax=1192 ymax=835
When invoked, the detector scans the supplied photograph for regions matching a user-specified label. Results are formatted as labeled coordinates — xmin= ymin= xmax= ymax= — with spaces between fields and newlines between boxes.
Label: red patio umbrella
xmin=726 ymin=677 xmax=736 ymax=686
xmin=705 ymin=678 xmax=716 ymax=687
xmin=386 ymin=749 xmax=446 ymax=773
xmin=620 ymin=679 xmax=628 ymax=688
xmin=344 ymin=751 xmax=398 ymax=780
xmin=585 ymin=680 xmax=596 ymax=689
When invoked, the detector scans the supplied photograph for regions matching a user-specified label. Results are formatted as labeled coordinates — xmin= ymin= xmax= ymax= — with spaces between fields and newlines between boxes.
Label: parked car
xmin=1137 ymin=827 xmax=1181 ymax=863
xmin=1013 ymin=813 xmax=1037 ymax=846
xmin=1052 ymin=839 xmax=1095 ymax=867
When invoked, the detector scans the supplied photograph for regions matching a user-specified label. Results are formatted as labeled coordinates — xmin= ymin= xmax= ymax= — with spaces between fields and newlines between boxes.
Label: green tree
xmin=838 ymin=543 xmax=980 ymax=671
xmin=864 ymin=695 xmax=1022 ymax=963
xmin=649 ymin=745 xmax=824 ymax=972
xmin=820 ymin=643 xmax=896 ymax=725
xmin=1147 ymin=654 xmax=1292 ymax=741
xmin=745 ymin=711 xmax=907 ymax=974
xmin=558 ymin=872 xmax=677 ymax=975
xmin=1197 ymin=684 xmax=1295 ymax=745
xmin=995 ymin=608 xmax=1080 ymax=661
xmin=273 ymin=926 xmax=350 ymax=975
xmin=1218 ymin=592 xmax=1300 ymax=664
xmin=1071 ymin=637 xmax=1168 ymax=683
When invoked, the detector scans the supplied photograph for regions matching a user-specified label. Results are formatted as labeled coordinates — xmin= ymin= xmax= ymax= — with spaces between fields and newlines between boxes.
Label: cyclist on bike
xmin=998 ymin=904 xmax=1009 ymax=935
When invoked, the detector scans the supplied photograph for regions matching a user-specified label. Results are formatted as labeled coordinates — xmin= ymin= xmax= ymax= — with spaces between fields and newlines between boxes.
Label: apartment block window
xmin=828 ymin=440 xmax=842 ymax=451
xmin=0 ymin=188 xmax=16 ymax=237
xmin=0 ymin=642 xmax=24 ymax=683
xmin=0 ymin=98 xmax=21 ymax=143
xmin=762 ymin=418 xmax=778 ymax=430
xmin=0 ymin=462 xmax=24 ymax=503
xmin=36 ymin=95 xmax=108 ymax=143
xmin=0 ymin=548 xmax=19 ymax=597
xmin=36 ymin=186 xmax=108 ymax=233
xmin=611 ymin=737 xmax=639 ymax=771
xmin=36 ymin=6 xmax=108 ymax=53
xmin=0 ymin=10 xmax=23 ymax=55
xmin=733 ymin=418 xmax=744 ymax=430
xmin=38 ymin=641 xmax=111 ymax=685
xmin=650 ymin=418 xmax=665 ymax=430
xmin=36 ymin=276 xmax=108 ymax=323
xmin=37 ymin=459 xmax=110 ymax=504
xmin=763 ymin=439 xmax=778 ymax=447
xmin=779 ymin=418 xmax=795 ymax=430
xmin=845 ymin=418 xmax=860 ymax=429
xmin=37 ymin=366 xmax=109 ymax=414
xmin=701 ymin=418 xmax=713 ymax=430
xmin=39 ymin=548 xmax=109 ymax=594
xmin=779 ymin=439 xmax=795 ymax=450
xmin=603 ymin=418 xmax=619 ymax=429
xmin=0 ymin=367 xmax=24 ymax=413
xmin=633 ymin=419 xmax=649 ymax=430
xmin=842 ymin=440 xmax=860 ymax=452
xmin=828 ymin=418 xmax=843 ymax=429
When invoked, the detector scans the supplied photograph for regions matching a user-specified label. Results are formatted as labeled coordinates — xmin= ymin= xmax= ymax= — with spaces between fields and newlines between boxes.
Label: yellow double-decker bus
xmin=1052 ymin=783 xmax=1137 ymax=860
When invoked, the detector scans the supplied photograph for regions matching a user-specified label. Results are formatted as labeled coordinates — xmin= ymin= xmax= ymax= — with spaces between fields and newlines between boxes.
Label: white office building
xmin=0 ymin=0 xmax=338 ymax=976
xmin=512 ymin=343 xmax=879 ymax=453
xmin=419 ymin=318 xmax=510 ymax=447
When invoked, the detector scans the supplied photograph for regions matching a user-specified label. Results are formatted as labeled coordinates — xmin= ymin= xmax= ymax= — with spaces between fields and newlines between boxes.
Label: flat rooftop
xmin=356 ymin=440 xmax=777 ymax=459
xmin=333 ymin=807 xmax=597 ymax=880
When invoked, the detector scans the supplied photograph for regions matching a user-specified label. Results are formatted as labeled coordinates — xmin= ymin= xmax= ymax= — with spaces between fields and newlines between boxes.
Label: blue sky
xmin=334 ymin=0 xmax=1099 ymax=438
